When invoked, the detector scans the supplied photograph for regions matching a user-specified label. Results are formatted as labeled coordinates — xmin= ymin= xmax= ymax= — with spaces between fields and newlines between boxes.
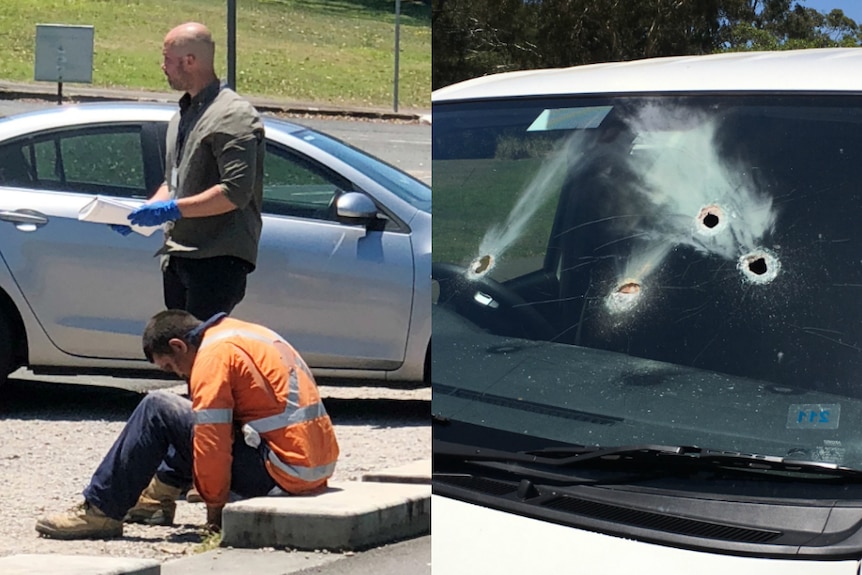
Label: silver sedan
xmin=0 ymin=102 xmax=431 ymax=385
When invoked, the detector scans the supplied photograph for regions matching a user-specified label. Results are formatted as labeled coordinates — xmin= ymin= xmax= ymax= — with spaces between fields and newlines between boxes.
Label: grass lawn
xmin=0 ymin=0 xmax=430 ymax=109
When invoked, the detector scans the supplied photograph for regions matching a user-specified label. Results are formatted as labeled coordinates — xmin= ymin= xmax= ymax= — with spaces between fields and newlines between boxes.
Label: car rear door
xmin=0 ymin=122 xmax=166 ymax=360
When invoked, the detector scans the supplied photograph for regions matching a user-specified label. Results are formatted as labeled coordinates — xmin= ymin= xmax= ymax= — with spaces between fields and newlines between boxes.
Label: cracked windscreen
xmin=433 ymin=94 xmax=862 ymax=469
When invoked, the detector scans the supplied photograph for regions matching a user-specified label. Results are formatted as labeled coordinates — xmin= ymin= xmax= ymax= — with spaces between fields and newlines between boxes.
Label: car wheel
xmin=432 ymin=262 xmax=556 ymax=341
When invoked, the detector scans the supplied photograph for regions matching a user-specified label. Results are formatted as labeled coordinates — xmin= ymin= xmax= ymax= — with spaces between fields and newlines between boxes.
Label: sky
xmin=800 ymin=0 xmax=862 ymax=24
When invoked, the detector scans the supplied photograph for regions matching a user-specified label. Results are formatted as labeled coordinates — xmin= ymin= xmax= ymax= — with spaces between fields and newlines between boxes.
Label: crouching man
xmin=36 ymin=310 xmax=339 ymax=539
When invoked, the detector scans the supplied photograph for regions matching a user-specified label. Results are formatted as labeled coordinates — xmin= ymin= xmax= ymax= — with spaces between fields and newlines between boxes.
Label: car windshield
xmin=296 ymin=127 xmax=432 ymax=213
xmin=433 ymin=94 xmax=862 ymax=471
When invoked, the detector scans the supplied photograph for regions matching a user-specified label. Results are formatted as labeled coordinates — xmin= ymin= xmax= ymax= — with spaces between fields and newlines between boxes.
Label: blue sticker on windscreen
xmin=787 ymin=404 xmax=840 ymax=429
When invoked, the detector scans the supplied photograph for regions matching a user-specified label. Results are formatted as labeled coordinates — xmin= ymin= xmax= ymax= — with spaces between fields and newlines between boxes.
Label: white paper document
xmin=77 ymin=196 xmax=160 ymax=237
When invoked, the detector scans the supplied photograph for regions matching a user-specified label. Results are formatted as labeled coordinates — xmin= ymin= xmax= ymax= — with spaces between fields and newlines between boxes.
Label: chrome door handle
xmin=0 ymin=210 xmax=49 ymax=225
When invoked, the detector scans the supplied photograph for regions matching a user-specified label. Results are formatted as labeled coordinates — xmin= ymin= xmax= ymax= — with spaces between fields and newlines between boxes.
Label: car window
xmin=292 ymin=126 xmax=432 ymax=213
xmin=263 ymin=142 xmax=352 ymax=221
xmin=0 ymin=141 xmax=35 ymax=185
xmin=0 ymin=126 xmax=148 ymax=199
xmin=433 ymin=94 xmax=862 ymax=468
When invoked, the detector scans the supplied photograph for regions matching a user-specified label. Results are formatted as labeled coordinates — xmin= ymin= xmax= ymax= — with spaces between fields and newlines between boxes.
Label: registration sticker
xmin=787 ymin=404 xmax=840 ymax=429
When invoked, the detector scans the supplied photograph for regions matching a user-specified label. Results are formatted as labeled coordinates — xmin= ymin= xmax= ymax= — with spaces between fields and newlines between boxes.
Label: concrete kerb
xmin=221 ymin=480 xmax=431 ymax=551
xmin=0 ymin=554 xmax=160 ymax=575
xmin=0 ymin=80 xmax=427 ymax=122
xmin=362 ymin=458 xmax=431 ymax=484
xmin=161 ymin=547 xmax=342 ymax=575
xmin=217 ymin=459 xmax=431 ymax=551
xmin=159 ymin=461 xmax=432 ymax=574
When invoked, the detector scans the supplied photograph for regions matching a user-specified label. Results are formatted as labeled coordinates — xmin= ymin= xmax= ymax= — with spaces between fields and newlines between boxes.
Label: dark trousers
xmin=163 ymin=255 xmax=252 ymax=320
xmin=83 ymin=391 xmax=276 ymax=520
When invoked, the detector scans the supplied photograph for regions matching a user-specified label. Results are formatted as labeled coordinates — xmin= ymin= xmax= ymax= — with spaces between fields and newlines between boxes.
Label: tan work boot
xmin=124 ymin=475 xmax=183 ymax=526
xmin=36 ymin=501 xmax=123 ymax=540
xmin=186 ymin=486 xmax=203 ymax=503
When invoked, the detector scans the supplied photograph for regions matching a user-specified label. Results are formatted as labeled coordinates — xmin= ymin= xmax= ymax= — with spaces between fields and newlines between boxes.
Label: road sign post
xmin=227 ymin=0 xmax=236 ymax=90
xmin=393 ymin=0 xmax=401 ymax=112
xmin=34 ymin=24 xmax=94 ymax=105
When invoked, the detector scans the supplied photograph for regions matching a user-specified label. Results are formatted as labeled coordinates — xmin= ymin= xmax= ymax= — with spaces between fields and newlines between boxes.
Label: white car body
xmin=433 ymin=495 xmax=859 ymax=575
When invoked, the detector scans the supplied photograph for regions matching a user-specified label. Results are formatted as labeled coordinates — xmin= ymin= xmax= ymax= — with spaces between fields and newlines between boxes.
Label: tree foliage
xmin=433 ymin=0 xmax=861 ymax=89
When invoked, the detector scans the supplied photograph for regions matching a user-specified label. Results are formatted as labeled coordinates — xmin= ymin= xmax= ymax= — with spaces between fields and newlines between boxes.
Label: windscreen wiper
xmin=435 ymin=439 xmax=862 ymax=480
xmin=688 ymin=449 xmax=862 ymax=478
xmin=527 ymin=443 xmax=862 ymax=478
xmin=435 ymin=439 xmax=693 ymax=466
xmin=434 ymin=439 xmax=686 ymax=485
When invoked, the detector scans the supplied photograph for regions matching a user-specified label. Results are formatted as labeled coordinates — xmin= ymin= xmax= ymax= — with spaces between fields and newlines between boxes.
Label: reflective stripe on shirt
xmin=198 ymin=327 xmax=327 ymax=434
xmin=194 ymin=408 xmax=233 ymax=425
xmin=265 ymin=448 xmax=337 ymax=482
xmin=247 ymin=401 xmax=328 ymax=434
xmin=283 ymin=349 xmax=301 ymax=407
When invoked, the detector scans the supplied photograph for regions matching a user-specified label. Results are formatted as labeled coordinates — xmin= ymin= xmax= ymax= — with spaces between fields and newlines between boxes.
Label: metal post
xmin=57 ymin=44 xmax=66 ymax=105
xmin=227 ymin=0 xmax=237 ymax=89
xmin=393 ymin=0 xmax=401 ymax=112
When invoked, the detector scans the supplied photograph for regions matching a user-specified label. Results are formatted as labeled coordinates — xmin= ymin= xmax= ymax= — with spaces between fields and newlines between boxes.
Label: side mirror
xmin=336 ymin=192 xmax=378 ymax=222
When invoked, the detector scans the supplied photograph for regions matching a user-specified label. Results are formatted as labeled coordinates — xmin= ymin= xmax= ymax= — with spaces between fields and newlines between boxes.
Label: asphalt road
xmin=290 ymin=536 xmax=431 ymax=575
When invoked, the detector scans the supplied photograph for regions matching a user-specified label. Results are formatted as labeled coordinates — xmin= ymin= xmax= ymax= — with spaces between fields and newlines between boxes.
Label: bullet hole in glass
xmin=702 ymin=213 xmax=720 ymax=228
xmin=696 ymin=204 xmax=726 ymax=235
xmin=606 ymin=280 xmax=643 ymax=314
xmin=470 ymin=254 xmax=494 ymax=277
xmin=748 ymin=256 xmax=768 ymax=275
xmin=738 ymin=249 xmax=780 ymax=284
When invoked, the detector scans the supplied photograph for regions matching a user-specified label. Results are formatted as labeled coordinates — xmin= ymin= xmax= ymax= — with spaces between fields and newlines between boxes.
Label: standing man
xmin=126 ymin=22 xmax=265 ymax=321
xmin=35 ymin=310 xmax=340 ymax=539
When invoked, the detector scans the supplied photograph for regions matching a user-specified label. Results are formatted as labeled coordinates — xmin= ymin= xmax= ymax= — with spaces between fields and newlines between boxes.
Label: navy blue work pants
xmin=83 ymin=391 xmax=277 ymax=520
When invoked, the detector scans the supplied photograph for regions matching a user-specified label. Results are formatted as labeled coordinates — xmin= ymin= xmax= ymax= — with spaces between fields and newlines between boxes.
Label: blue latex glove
xmin=109 ymin=224 xmax=133 ymax=236
xmin=128 ymin=200 xmax=182 ymax=227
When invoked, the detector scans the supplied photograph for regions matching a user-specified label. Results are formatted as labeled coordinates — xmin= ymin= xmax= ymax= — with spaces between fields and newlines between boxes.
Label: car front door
xmin=235 ymin=143 xmax=415 ymax=370
xmin=0 ymin=123 xmax=166 ymax=360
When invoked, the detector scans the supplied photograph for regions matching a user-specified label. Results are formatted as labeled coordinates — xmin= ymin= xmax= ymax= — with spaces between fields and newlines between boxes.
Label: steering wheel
xmin=432 ymin=261 xmax=556 ymax=341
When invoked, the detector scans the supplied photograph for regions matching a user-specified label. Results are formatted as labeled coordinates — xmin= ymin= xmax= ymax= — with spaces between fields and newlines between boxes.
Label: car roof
xmin=432 ymin=48 xmax=862 ymax=102
xmin=0 ymin=100 xmax=307 ymax=140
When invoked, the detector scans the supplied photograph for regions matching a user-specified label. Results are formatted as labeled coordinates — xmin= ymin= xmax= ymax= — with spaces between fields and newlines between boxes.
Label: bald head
xmin=161 ymin=22 xmax=218 ymax=95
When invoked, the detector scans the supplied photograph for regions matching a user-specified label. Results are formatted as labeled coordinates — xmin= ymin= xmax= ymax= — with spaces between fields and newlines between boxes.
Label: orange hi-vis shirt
xmin=189 ymin=316 xmax=339 ymax=506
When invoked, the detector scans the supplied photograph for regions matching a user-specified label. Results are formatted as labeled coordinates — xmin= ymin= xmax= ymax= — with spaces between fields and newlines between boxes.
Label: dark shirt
xmin=176 ymin=80 xmax=221 ymax=163
xmin=159 ymin=80 xmax=265 ymax=269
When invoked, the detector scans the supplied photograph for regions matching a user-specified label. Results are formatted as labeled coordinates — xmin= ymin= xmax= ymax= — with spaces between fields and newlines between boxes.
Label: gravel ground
xmin=0 ymin=374 xmax=429 ymax=563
